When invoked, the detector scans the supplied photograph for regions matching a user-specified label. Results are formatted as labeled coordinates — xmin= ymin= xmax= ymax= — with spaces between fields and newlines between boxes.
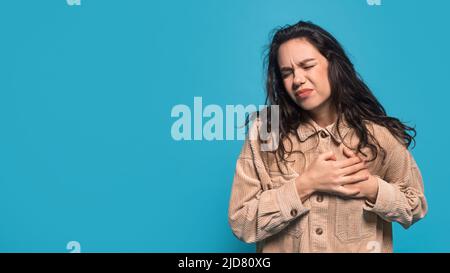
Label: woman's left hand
xmin=340 ymin=147 xmax=379 ymax=203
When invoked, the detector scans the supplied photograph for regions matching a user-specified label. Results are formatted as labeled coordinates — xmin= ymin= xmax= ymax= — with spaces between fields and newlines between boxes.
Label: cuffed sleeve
xmin=277 ymin=180 xmax=309 ymax=220
xmin=363 ymin=140 xmax=428 ymax=229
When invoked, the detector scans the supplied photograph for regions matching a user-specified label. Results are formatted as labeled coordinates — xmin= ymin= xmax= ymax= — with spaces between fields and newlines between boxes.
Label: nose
xmin=292 ymin=69 xmax=306 ymax=88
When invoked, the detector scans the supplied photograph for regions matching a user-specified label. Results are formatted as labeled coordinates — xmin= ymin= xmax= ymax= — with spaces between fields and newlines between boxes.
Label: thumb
xmin=322 ymin=151 xmax=337 ymax=161
xmin=343 ymin=146 xmax=356 ymax=158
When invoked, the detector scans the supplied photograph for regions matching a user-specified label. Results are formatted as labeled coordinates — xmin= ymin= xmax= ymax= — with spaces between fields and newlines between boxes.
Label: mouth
xmin=295 ymin=88 xmax=314 ymax=99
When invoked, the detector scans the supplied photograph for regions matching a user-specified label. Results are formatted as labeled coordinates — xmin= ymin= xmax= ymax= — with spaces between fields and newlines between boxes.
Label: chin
xmin=298 ymin=96 xmax=330 ymax=112
xmin=298 ymin=101 xmax=320 ymax=111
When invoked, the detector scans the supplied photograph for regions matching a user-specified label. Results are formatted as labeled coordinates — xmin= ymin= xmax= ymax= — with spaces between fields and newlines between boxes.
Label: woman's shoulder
xmin=364 ymin=120 xmax=407 ymax=150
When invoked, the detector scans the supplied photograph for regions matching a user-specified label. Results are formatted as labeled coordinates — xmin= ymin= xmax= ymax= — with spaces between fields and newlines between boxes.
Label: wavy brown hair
xmin=249 ymin=20 xmax=415 ymax=163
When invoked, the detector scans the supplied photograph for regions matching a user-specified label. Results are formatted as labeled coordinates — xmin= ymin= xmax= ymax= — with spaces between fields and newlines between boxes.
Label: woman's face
xmin=277 ymin=38 xmax=332 ymax=113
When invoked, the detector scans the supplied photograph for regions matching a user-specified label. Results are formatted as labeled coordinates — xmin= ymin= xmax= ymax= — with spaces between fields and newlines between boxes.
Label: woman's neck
xmin=308 ymin=101 xmax=337 ymax=128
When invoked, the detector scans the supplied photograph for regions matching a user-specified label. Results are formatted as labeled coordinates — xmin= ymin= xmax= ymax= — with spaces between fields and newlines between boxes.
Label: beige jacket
xmin=228 ymin=115 xmax=427 ymax=253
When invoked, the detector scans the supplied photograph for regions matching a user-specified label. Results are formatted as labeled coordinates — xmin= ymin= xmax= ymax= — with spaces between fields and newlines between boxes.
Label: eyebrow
xmin=280 ymin=58 xmax=316 ymax=71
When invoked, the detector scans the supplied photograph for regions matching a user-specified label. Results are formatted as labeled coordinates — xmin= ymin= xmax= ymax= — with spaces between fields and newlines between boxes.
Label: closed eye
xmin=281 ymin=70 xmax=292 ymax=78
xmin=303 ymin=65 xmax=315 ymax=70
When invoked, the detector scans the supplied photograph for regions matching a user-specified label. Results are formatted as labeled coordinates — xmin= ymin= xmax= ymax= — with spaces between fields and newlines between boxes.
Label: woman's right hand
xmin=295 ymin=150 xmax=369 ymax=201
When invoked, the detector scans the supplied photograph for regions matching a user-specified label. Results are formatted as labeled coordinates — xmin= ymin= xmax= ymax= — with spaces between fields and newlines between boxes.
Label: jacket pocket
xmin=335 ymin=198 xmax=377 ymax=243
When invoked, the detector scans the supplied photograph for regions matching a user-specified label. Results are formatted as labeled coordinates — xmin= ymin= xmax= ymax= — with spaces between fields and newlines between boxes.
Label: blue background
xmin=0 ymin=0 xmax=448 ymax=252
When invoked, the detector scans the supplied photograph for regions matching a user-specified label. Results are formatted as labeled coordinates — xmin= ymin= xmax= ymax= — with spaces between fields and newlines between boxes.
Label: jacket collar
xmin=296 ymin=116 xmax=351 ymax=144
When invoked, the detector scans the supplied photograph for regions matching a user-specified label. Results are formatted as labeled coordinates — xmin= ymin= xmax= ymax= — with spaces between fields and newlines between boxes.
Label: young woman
xmin=228 ymin=21 xmax=427 ymax=253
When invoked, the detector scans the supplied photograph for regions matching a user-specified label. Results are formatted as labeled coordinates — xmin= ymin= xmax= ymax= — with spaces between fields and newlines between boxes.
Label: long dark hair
xmin=252 ymin=20 xmax=415 ymax=163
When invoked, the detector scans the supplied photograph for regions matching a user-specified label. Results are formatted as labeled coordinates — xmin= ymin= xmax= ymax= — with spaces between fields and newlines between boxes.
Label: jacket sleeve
xmin=363 ymin=138 xmax=428 ymax=229
xmin=228 ymin=127 xmax=310 ymax=243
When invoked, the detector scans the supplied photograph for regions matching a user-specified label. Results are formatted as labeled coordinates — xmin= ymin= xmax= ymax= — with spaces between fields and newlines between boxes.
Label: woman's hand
xmin=340 ymin=147 xmax=379 ymax=203
xmin=295 ymin=149 xmax=369 ymax=202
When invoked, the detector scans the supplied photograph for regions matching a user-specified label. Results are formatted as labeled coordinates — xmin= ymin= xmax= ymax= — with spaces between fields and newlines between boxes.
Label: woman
xmin=228 ymin=21 xmax=427 ymax=253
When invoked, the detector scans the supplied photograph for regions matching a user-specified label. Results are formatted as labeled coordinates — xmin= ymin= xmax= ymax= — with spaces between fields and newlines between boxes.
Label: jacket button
xmin=315 ymin=228 xmax=323 ymax=235
xmin=316 ymin=194 xmax=323 ymax=203
xmin=320 ymin=131 xmax=328 ymax=138
xmin=290 ymin=209 xmax=298 ymax=217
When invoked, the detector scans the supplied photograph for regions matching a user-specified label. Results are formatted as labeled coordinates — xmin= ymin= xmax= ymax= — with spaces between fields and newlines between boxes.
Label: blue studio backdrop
xmin=0 ymin=0 xmax=448 ymax=252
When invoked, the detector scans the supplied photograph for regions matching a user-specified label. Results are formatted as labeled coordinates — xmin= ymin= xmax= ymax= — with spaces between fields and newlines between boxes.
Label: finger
xmin=343 ymin=147 xmax=366 ymax=162
xmin=335 ymin=186 xmax=360 ymax=197
xmin=343 ymin=146 xmax=356 ymax=158
xmin=335 ymin=156 xmax=361 ymax=169
xmin=339 ymin=173 xmax=370 ymax=185
xmin=321 ymin=151 xmax=337 ymax=161
xmin=340 ymin=162 xmax=367 ymax=176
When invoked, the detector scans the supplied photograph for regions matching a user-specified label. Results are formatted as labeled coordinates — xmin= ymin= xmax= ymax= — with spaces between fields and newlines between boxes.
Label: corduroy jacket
xmin=228 ymin=115 xmax=427 ymax=252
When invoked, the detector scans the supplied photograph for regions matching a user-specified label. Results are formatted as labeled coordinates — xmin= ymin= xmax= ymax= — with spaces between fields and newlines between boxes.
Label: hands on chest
xmin=295 ymin=147 xmax=379 ymax=203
